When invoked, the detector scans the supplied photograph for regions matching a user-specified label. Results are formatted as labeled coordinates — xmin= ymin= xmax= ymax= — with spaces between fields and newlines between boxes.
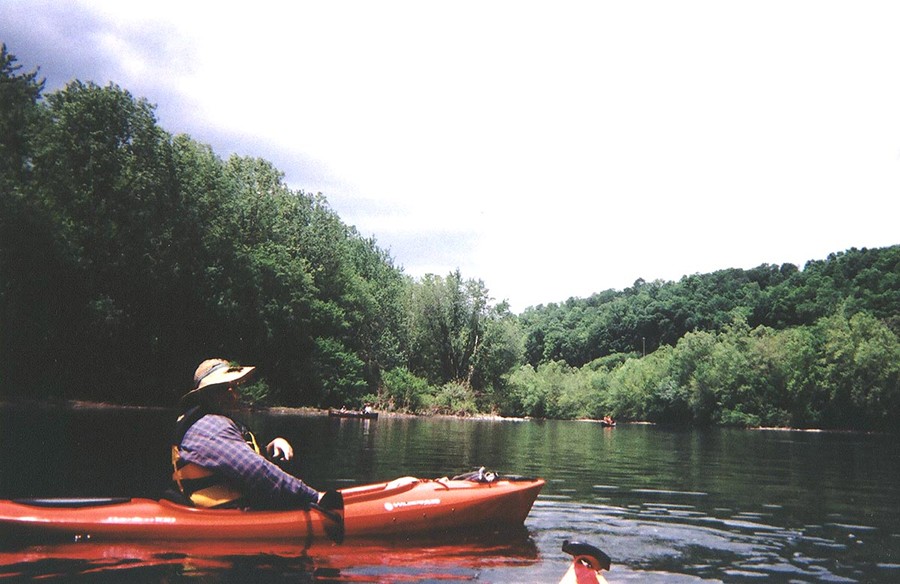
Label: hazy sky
xmin=3 ymin=1 xmax=898 ymax=311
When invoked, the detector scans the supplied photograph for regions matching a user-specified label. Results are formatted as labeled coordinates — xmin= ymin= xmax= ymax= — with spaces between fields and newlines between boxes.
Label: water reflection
xmin=2 ymin=404 xmax=899 ymax=582
xmin=0 ymin=528 xmax=539 ymax=582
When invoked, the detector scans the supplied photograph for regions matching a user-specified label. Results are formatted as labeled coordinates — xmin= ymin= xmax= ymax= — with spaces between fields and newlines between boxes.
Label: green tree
xmin=7 ymin=79 xmax=178 ymax=401
xmin=470 ymin=302 xmax=524 ymax=411
xmin=0 ymin=44 xmax=43 ymax=186
xmin=378 ymin=367 xmax=433 ymax=413
xmin=0 ymin=45 xmax=48 ymax=396
xmin=406 ymin=271 xmax=476 ymax=385
xmin=815 ymin=310 xmax=900 ymax=430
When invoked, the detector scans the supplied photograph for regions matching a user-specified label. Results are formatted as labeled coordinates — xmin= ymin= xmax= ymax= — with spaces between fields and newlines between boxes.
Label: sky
xmin=3 ymin=1 xmax=899 ymax=312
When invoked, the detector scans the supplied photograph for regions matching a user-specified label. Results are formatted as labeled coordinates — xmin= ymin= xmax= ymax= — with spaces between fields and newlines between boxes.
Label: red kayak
xmin=0 ymin=474 xmax=543 ymax=543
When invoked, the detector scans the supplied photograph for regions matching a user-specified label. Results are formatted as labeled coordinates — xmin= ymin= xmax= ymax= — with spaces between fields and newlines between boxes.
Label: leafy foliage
xmin=506 ymin=312 xmax=899 ymax=431
xmin=0 ymin=45 xmax=409 ymax=406
xmin=377 ymin=367 xmax=433 ymax=413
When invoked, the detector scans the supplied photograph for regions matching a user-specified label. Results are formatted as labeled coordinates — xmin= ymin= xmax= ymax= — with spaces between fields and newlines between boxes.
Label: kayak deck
xmin=0 ymin=476 xmax=544 ymax=542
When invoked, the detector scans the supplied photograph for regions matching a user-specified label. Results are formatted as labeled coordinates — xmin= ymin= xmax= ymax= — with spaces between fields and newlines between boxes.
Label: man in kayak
xmin=171 ymin=358 xmax=323 ymax=509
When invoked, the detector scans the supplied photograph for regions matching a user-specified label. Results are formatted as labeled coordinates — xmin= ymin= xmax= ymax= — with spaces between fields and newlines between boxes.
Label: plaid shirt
xmin=178 ymin=413 xmax=319 ymax=508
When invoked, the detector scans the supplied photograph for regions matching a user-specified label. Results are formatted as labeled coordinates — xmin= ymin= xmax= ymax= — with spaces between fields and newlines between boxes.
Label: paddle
xmin=311 ymin=490 xmax=345 ymax=544
xmin=268 ymin=448 xmax=344 ymax=544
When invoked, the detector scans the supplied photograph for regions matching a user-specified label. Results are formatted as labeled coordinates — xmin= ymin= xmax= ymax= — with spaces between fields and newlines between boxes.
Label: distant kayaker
xmin=171 ymin=358 xmax=323 ymax=509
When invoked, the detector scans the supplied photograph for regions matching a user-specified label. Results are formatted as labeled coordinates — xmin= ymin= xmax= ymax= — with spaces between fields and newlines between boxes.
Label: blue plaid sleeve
xmin=179 ymin=414 xmax=319 ymax=507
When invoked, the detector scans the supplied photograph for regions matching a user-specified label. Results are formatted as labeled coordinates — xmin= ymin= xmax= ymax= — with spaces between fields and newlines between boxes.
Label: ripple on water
xmin=631 ymin=488 xmax=708 ymax=497
xmin=537 ymin=494 xmax=573 ymax=501
xmin=823 ymin=522 xmax=878 ymax=532
xmin=723 ymin=568 xmax=769 ymax=578
xmin=643 ymin=503 xmax=697 ymax=510
xmin=696 ymin=516 xmax=784 ymax=532
xmin=531 ymin=498 xmax=866 ymax=582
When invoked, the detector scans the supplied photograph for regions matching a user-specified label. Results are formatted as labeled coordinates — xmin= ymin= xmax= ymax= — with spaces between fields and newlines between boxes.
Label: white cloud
xmin=8 ymin=0 xmax=900 ymax=310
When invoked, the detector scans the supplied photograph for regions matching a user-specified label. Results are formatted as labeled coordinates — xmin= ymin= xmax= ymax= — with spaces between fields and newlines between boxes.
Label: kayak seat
xmin=161 ymin=487 xmax=195 ymax=507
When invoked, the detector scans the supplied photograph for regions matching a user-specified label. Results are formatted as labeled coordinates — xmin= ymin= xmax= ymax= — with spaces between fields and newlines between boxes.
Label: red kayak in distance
xmin=0 ymin=474 xmax=544 ymax=544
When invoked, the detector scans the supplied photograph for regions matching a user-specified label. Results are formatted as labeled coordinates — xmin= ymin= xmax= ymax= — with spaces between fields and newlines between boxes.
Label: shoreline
xmin=0 ymin=399 xmax=886 ymax=434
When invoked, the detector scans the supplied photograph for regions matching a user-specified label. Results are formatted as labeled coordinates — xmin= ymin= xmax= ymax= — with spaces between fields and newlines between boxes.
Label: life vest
xmin=171 ymin=407 xmax=261 ymax=508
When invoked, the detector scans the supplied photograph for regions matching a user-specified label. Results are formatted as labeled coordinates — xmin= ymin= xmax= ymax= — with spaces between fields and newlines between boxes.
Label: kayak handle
xmin=562 ymin=540 xmax=612 ymax=572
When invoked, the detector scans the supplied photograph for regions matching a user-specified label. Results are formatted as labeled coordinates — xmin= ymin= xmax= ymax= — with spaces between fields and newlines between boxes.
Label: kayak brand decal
xmin=103 ymin=516 xmax=178 ymax=524
xmin=384 ymin=498 xmax=441 ymax=512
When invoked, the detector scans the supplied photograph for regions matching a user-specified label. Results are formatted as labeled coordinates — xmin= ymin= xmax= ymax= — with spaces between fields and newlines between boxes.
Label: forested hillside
xmin=2 ymin=46 xmax=897 ymax=429
xmin=521 ymin=249 xmax=900 ymax=368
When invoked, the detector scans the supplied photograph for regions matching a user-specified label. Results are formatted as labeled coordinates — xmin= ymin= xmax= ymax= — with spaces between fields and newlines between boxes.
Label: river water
xmin=1 ymin=403 xmax=898 ymax=582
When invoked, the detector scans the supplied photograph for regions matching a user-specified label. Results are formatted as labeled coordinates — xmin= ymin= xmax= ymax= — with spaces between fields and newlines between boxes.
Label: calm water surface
xmin=1 ymin=403 xmax=898 ymax=582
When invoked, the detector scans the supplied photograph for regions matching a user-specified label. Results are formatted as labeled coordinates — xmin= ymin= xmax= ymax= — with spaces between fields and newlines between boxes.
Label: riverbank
xmin=1 ymin=399 xmax=886 ymax=434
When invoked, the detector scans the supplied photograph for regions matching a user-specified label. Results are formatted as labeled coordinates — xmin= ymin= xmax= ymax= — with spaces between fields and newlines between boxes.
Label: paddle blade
xmin=316 ymin=490 xmax=345 ymax=544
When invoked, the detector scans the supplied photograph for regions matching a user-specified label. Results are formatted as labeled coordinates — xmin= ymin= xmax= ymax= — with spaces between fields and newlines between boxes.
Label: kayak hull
xmin=0 ymin=476 xmax=543 ymax=542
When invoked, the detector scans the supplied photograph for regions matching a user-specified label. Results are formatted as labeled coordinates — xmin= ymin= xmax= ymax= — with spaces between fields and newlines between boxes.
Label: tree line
xmin=2 ymin=46 xmax=897 ymax=430
xmin=0 ymin=45 xmax=514 ymax=411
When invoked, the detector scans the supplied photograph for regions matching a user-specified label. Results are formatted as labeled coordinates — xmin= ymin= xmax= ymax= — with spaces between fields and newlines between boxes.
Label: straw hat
xmin=181 ymin=358 xmax=256 ymax=403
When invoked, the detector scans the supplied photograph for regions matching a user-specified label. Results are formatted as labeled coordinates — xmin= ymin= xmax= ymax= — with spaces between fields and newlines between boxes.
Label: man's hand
xmin=267 ymin=437 xmax=294 ymax=461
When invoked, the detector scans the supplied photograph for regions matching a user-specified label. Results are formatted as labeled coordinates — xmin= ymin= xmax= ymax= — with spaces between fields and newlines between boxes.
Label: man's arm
xmin=180 ymin=415 xmax=319 ymax=508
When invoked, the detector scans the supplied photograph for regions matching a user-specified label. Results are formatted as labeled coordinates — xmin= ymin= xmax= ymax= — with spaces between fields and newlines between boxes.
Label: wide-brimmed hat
xmin=180 ymin=358 xmax=256 ymax=403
